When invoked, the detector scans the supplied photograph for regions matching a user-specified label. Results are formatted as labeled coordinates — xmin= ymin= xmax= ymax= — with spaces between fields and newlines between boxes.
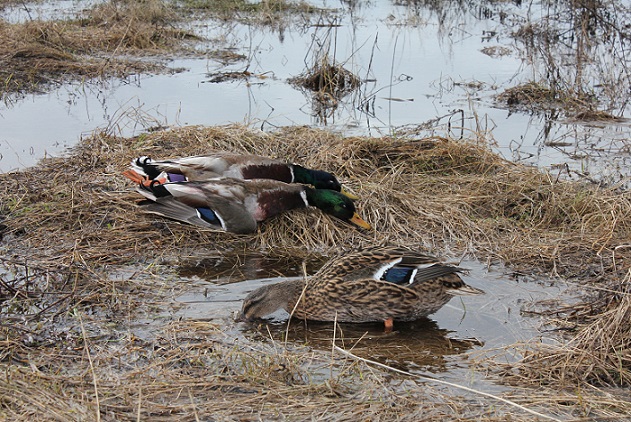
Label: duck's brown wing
xmin=135 ymin=180 xmax=258 ymax=233
xmin=315 ymin=246 xmax=442 ymax=281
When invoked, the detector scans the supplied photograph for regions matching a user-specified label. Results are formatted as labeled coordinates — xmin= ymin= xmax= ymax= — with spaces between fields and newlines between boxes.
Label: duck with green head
xmin=122 ymin=152 xmax=359 ymax=199
xmin=130 ymin=178 xmax=371 ymax=234
xmin=240 ymin=246 xmax=484 ymax=331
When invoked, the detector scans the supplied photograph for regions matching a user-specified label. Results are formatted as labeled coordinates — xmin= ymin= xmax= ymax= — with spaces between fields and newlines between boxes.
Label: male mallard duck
xmin=122 ymin=152 xmax=358 ymax=199
xmin=130 ymin=178 xmax=371 ymax=234
xmin=240 ymin=246 xmax=484 ymax=330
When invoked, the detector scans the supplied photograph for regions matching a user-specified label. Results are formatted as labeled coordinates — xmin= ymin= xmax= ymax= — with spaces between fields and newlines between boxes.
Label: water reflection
xmin=243 ymin=318 xmax=482 ymax=373
xmin=177 ymin=252 xmax=327 ymax=283
xmin=1 ymin=0 xmax=99 ymax=24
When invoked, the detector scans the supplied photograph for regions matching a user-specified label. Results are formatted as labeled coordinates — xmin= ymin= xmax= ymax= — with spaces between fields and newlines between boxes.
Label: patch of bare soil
xmin=0 ymin=124 xmax=630 ymax=419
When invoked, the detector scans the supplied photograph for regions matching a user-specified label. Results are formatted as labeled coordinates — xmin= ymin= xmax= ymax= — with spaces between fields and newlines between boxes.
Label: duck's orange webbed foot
xmin=122 ymin=169 xmax=147 ymax=184
xmin=122 ymin=169 xmax=167 ymax=186
xmin=384 ymin=318 xmax=394 ymax=333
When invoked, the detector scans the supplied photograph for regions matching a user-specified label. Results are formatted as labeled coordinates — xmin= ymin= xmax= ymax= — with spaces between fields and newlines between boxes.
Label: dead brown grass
xmin=288 ymin=56 xmax=361 ymax=121
xmin=1 ymin=124 xmax=631 ymax=419
xmin=0 ymin=0 xmax=337 ymax=100
xmin=496 ymin=81 xmax=598 ymax=115
xmin=0 ymin=317 xmax=547 ymax=421
xmin=496 ymin=269 xmax=631 ymax=389
xmin=181 ymin=0 xmax=322 ymax=25
xmin=0 ymin=0 xmax=198 ymax=98
xmin=291 ymin=57 xmax=360 ymax=97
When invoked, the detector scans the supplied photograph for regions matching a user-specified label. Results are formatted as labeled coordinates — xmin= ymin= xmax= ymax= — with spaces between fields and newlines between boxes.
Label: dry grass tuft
xmin=498 ymin=269 xmax=631 ymax=388
xmin=293 ymin=57 xmax=360 ymax=97
xmin=289 ymin=55 xmax=361 ymax=116
xmin=496 ymin=81 xmax=598 ymax=115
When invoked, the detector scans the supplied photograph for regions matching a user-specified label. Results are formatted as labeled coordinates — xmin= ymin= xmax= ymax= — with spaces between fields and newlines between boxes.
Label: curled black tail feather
xmin=134 ymin=156 xmax=163 ymax=180
xmin=139 ymin=180 xmax=172 ymax=198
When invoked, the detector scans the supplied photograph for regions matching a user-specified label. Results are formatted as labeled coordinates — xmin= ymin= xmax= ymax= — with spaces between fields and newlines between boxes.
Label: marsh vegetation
xmin=1 ymin=0 xmax=631 ymax=420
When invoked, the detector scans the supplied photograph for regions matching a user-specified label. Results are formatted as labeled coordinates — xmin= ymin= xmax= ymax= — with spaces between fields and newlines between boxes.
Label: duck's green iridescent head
xmin=292 ymin=165 xmax=359 ymax=200
xmin=304 ymin=188 xmax=371 ymax=229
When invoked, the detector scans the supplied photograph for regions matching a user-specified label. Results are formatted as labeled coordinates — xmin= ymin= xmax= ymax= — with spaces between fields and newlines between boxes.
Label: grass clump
xmin=177 ymin=0 xmax=320 ymax=20
xmin=288 ymin=22 xmax=362 ymax=120
xmin=499 ymin=273 xmax=631 ymax=388
xmin=292 ymin=56 xmax=360 ymax=97
xmin=496 ymin=81 xmax=598 ymax=114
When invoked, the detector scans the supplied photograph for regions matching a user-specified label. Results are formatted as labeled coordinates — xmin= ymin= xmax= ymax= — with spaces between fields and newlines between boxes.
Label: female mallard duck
xmin=240 ymin=246 xmax=484 ymax=331
xmin=122 ymin=152 xmax=358 ymax=199
xmin=130 ymin=178 xmax=371 ymax=233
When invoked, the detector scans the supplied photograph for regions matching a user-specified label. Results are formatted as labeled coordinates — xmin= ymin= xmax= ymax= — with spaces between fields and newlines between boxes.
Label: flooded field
xmin=1 ymin=0 xmax=630 ymax=188
xmin=1 ymin=1 xmax=630 ymax=420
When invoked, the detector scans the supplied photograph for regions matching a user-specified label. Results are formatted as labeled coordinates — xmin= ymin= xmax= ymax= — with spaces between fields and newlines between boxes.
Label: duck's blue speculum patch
xmin=383 ymin=267 xmax=417 ymax=285
xmin=197 ymin=207 xmax=222 ymax=226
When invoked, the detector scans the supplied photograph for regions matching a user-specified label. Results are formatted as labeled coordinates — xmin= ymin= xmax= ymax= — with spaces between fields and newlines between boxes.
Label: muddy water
xmin=1 ymin=1 xmax=630 ymax=187
xmin=173 ymin=254 xmax=571 ymax=387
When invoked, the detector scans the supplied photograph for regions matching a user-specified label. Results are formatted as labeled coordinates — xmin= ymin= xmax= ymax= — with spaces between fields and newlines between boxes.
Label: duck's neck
xmin=291 ymin=165 xmax=325 ymax=186
xmin=302 ymin=186 xmax=318 ymax=206
xmin=281 ymin=279 xmax=308 ymax=313
xmin=265 ymin=278 xmax=309 ymax=315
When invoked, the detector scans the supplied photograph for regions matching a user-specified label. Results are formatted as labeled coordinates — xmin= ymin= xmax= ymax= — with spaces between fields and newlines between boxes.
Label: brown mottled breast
xmin=255 ymin=187 xmax=307 ymax=219
xmin=296 ymin=278 xmax=421 ymax=322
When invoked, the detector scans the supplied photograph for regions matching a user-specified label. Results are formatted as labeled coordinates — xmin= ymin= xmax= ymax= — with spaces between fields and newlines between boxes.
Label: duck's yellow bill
xmin=341 ymin=187 xmax=360 ymax=201
xmin=350 ymin=212 xmax=372 ymax=230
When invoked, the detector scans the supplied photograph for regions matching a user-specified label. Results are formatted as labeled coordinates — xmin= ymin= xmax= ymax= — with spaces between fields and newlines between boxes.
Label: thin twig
xmin=285 ymin=261 xmax=309 ymax=345
xmin=333 ymin=345 xmax=562 ymax=422
xmin=136 ymin=386 xmax=142 ymax=422
xmin=78 ymin=312 xmax=101 ymax=422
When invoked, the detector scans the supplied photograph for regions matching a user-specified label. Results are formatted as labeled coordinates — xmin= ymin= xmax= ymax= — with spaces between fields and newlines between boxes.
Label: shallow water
xmin=173 ymin=255 xmax=572 ymax=388
xmin=1 ymin=0 xmax=630 ymax=188
xmin=1 ymin=0 xmax=98 ymax=24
